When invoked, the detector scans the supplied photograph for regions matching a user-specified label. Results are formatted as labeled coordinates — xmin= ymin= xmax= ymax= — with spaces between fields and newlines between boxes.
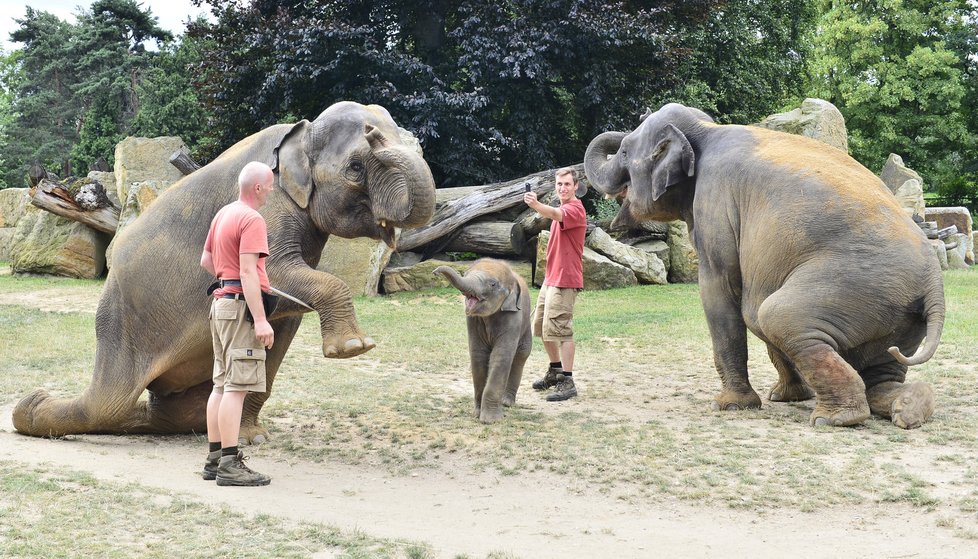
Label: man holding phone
xmin=523 ymin=168 xmax=587 ymax=401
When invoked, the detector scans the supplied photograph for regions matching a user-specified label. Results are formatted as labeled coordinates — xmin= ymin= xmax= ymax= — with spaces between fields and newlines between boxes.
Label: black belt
xmin=220 ymin=279 xmax=241 ymax=287
xmin=221 ymin=293 xmax=245 ymax=300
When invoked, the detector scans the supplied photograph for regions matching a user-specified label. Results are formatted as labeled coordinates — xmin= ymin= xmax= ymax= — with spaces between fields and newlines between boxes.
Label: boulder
xmin=945 ymin=234 xmax=969 ymax=270
xmin=0 ymin=228 xmax=16 ymax=261
xmin=892 ymin=179 xmax=925 ymax=218
xmin=925 ymin=207 xmax=973 ymax=265
xmin=0 ymin=187 xmax=30 ymax=228
xmin=318 ymin=235 xmax=395 ymax=297
xmin=755 ymin=98 xmax=849 ymax=153
xmin=929 ymin=239 xmax=948 ymax=271
xmin=382 ymin=258 xmax=533 ymax=294
xmin=666 ymin=221 xmax=699 ymax=283
xmin=586 ymin=227 xmax=667 ymax=284
xmin=879 ymin=154 xmax=924 ymax=195
xmin=10 ymin=206 xmax=110 ymax=278
xmin=113 ymin=136 xmax=187 ymax=204
xmin=632 ymin=239 xmax=671 ymax=272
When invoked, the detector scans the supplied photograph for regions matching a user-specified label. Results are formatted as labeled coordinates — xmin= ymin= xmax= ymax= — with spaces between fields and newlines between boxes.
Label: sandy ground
xmin=1 ymin=283 xmax=974 ymax=558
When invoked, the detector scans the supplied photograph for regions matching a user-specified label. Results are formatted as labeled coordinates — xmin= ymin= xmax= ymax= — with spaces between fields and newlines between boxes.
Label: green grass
xmin=3 ymin=268 xmax=978 ymax=549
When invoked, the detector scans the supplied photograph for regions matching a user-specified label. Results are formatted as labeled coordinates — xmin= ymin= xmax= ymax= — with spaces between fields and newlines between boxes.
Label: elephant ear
xmin=501 ymin=279 xmax=521 ymax=312
xmin=272 ymin=120 xmax=312 ymax=209
xmin=649 ymin=123 xmax=695 ymax=202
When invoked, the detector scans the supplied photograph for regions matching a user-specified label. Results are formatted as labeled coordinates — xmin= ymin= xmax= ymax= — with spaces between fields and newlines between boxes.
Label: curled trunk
xmin=584 ymin=131 xmax=629 ymax=195
xmin=433 ymin=265 xmax=478 ymax=295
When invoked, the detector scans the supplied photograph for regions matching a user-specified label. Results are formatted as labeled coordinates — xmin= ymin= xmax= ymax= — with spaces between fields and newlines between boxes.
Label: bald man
xmin=199 ymin=161 xmax=276 ymax=486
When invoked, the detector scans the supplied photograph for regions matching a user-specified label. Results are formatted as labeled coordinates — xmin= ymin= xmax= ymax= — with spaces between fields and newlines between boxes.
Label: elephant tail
xmin=887 ymin=276 xmax=945 ymax=367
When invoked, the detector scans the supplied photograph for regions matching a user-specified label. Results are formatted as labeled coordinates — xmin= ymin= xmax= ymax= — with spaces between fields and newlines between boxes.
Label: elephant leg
xmin=865 ymin=381 xmax=934 ymax=430
xmin=470 ymin=349 xmax=490 ymax=421
xmin=239 ymin=317 xmax=302 ymax=444
xmin=502 ymin=347 xmax=530 ymax=408
xmin=138 ymin=381 xmax=213 ymax=433
xmin=480 ymin=345 xmax=520 ymax=423
xmin=700 ymin=277 xmax=761 ymax=411
xmin=766 ymin=343 xmax=815 ymax=402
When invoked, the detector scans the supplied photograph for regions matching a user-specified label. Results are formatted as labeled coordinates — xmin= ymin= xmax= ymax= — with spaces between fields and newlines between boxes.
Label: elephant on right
xmin=584 ymin=103 xmax=944 ymax=429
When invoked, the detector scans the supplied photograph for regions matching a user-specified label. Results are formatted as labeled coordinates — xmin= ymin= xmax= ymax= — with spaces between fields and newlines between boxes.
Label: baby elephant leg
xmin=866 ymin=381 xmax=935 ymax=430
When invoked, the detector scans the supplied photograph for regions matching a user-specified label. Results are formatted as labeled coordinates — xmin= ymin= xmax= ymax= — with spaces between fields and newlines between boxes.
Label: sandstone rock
xmin=586 ymin=227 xmax=667 ymax=284
xmin=667 ymin=221 xmax=698 ymax=283
xmin=929 ymin=239 xmax=948 ymax=271
xmin=893 ymin=179 xmax=925 ymax=218
xmin=945 ymin=233 xmax=970 ymax=270
xmin=10 ymin=206 xmax=110 ymax=278
xmin=756 ymin=98 xmax=849 ymax=153
xmin=880 ymin=154 xmax=924 ymax=195
xmin=382 ymin=258 xmax=533 ymax=294
xmin=632 ymin=239 xmax=671 ymax=272
xmin=925 ymin=207 xmax=973 ymax=265
xmin=0 ymin=188 xmax=30 ymax=228
xmin=0 ymin=228 xmax=16 ymax=261
xmin=318 ymin=236 xmax=395 ymax=297
xmin=114 ymin=136 xmax=187 ymax=203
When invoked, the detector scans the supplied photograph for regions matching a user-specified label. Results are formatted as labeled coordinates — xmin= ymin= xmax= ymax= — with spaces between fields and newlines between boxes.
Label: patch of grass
xmin=0 ymin=461 xmax=431 ymax=559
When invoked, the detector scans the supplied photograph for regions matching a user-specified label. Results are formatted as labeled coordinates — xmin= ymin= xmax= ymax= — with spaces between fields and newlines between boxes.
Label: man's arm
xmin=523 ymin=192 xmax=563 ymax=222
xmin=240 ymin=252 xmax=274 ymax=349
xmin=200 ymin=250 xmax=216 ymax=276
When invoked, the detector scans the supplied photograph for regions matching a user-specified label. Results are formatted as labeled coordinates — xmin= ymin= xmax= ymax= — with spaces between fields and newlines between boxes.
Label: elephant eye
xmin=345 ymin=158 xmax=366 ymax=184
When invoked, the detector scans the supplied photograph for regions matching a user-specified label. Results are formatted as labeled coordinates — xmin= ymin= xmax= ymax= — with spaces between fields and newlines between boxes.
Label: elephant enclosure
xmin=2 ymin=269 xmax=978 ymax=557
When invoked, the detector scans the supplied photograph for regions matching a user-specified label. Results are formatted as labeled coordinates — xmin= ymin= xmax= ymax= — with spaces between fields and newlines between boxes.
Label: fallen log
xmin=398 ymin=164 xmax=588 ymax=252
xmin=440 ymin=220 xmax=525 ymax=257
xmin=31 ymin=178 xmax=120 ymax=234
xmin=170 ymin=150 xmax=202 ymax=175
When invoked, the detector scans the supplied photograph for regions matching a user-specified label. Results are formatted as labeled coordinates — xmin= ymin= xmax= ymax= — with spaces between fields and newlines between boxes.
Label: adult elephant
xmin=14 ymin=101 xmax=436 ymax=441
xmin=584 ymin=103 xmax=944 ymax=429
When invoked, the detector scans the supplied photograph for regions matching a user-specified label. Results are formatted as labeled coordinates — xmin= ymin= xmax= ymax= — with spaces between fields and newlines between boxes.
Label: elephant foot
xmin=866 ymin=381 xmax=935 ymax=430
xmin=768 ymin=380 xmax=815 ymax=402
xmin=12 ymin=388 xmax=53 ymax=436
xmin=323 ymin=334 xmax=376 ymax=359
xmin=501 ymin=393 xmax=516 ymax=407
xmin=810 ymin=398 xmax=870 ymax=427
xmin=479 ymin=407 xmax=504 ymax=424
xmin=710 ymin=388 xmax=762 ymax=412
xmin=237 ymin=422 xmax=271 ymax=445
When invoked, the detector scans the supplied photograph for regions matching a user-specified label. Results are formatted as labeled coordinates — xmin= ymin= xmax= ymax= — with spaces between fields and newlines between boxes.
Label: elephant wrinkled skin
xmin=434 ymin=259 xmax=532 ymax=423
xmin=585 ymin=103 xmax=944 ymax=429
xmin=14 ymin=101 xmax=436 ymax=441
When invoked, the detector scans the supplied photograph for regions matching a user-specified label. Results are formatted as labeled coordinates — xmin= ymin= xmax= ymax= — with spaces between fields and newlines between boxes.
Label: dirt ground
xmin=1 ymin=284 xmax=974 ymax=559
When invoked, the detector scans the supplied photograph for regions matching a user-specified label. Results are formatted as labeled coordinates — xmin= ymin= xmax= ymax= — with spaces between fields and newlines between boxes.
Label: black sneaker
xmin=215 ymin=452 xmax=271 ymax=487
xmin=201 ymin=450 xmax=221 ymax=481
xmin=546 ymin=374 xmax=577 ymax=401
xmin=532 ymin=366 xmax=562 ymax=390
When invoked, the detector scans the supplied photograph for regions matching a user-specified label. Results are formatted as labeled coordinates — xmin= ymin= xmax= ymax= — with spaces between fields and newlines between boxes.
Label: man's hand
xmin=254 ymin=319 xmax=274 ymax=349
xmin=523 ymin=191 xmax=539 ymax=209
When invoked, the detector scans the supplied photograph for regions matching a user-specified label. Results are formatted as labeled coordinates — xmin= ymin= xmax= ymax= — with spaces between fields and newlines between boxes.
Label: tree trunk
xmin=438 ymin=220 xmax=525 ymax=257
xmin=397 ymin=164 xmax=585 ymax=252
xmin=31 ymin=179 xmax=120 ymax=234
xmin=170 ymin=151 xmax=202 ymax=175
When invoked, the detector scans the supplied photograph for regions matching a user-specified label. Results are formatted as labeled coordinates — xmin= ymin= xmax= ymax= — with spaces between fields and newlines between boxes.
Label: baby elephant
xmin=434 ymin=259 xmax=532 ymax=423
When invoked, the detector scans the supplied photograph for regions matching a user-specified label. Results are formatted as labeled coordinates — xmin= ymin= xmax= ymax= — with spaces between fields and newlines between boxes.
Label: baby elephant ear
xmin=501 ymin=282 xmax=521 ymax=312
xmin=649 ymin=123 xmax=695 ymax=202
xmin=272 ymin=120 xmax=312 ymax=209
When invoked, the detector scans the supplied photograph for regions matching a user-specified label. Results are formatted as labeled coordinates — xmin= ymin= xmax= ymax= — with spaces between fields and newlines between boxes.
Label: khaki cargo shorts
xmin=209 ymin=297 xmax=267 ymax=393
xmin=532 ymin=285 xmax=578 ymax=342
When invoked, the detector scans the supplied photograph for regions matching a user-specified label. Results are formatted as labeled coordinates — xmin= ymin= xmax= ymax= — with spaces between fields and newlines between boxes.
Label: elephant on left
xmin=13 ymin=101 xmax=436 ymax=442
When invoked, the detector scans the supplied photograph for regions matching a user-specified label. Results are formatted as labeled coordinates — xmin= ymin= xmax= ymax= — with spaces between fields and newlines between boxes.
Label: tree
xmin=808 ymin=0 xmax=975 ymax=187
xmin=0 ymin=49 xmax=25 ymax=189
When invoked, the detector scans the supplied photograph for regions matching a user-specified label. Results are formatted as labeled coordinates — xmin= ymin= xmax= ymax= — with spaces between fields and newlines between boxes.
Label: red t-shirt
xmin=544 ymin=198 xmax=586 ymax=288
xmin=203 ymin=201 xmax=270 ymax=296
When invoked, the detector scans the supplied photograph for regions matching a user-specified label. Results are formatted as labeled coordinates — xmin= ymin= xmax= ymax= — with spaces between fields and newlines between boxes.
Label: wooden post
xmin=169 ymin=151 xmax=202 ymax=175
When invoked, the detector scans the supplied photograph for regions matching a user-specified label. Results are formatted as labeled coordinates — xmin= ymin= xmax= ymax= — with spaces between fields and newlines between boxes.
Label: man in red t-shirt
xmin=199 ymin=161 xmax=276 ymax=486
xmin=523 ymin=167 xmax=587 ymax=401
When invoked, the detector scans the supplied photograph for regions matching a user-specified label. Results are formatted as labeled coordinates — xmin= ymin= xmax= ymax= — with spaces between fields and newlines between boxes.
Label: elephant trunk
xmin=433 ymin=265 xmax=478 ymax=295
xmin=584 ymin=131 xmax=629 ymax=196
xmin=366 ymin=129 xmax=436 ymax=230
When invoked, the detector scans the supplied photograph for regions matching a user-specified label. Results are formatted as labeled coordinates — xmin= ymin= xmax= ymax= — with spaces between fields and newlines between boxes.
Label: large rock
xmin=632 ymin=239 xmax=671 ymax=272
xmin=929 ymin=239 xmax=948 ymax=271
xmin=666 ymin=221 xmax=699 ymax=283
xmin=10 ymin=206 xmax=110 ymax=278
xmin=318 ymin=235 xmax=395 ymax=297
xmin=945 ymin=233 xmax=970 ymax=270
xmin=113 ymin=136 xmax=187 ymax=204
xmin=0 ymin=228 xmax=17 ymax=261
xmin=880 ymin=154 xmax=924 ymax=195
xmin=0 ymin=187 xmax=30 ymax=228
xmin=892 ymin=179 xmax=925 ymax=218
xmin=382 ymin=258 xmax=533 ymax=294
xmin=755 ymin=98 xmax=849 ymax=153
xmin=106 ymin=180 xmax=172 ymax=269
xmin=536 ymin=230 xmax=636 ymax=290
xmin=586 ymin=227 xmax=667 ymax=284
xmin=925 ymin=207 xmax=973 ymax=265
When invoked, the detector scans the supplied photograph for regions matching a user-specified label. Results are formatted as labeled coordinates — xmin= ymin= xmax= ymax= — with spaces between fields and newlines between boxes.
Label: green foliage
xmin=808 ymin=0 xmax=976 ymax=185
xmin=0 ymin=49 xmax=24 ymax=189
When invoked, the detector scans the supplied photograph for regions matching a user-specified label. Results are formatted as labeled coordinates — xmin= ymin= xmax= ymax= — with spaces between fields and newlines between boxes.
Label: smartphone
xmin=524 ymin=183 xmax=531 ymax=193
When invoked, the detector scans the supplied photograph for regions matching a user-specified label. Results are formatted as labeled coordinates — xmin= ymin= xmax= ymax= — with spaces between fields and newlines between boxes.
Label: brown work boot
xmin=532 ymin=365 xmax=562 ymax=390
xmin=201 ymin=450 xmax=221 ymax=481
xmin=546 ymin=374 xmax=578 ymax=401
xmin=215 ymin=452 xmax=271 ymax=487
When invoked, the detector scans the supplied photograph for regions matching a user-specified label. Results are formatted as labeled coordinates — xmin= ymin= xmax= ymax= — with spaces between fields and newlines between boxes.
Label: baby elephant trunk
xmin=433 ymin=266 xmax=478 ymax=295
